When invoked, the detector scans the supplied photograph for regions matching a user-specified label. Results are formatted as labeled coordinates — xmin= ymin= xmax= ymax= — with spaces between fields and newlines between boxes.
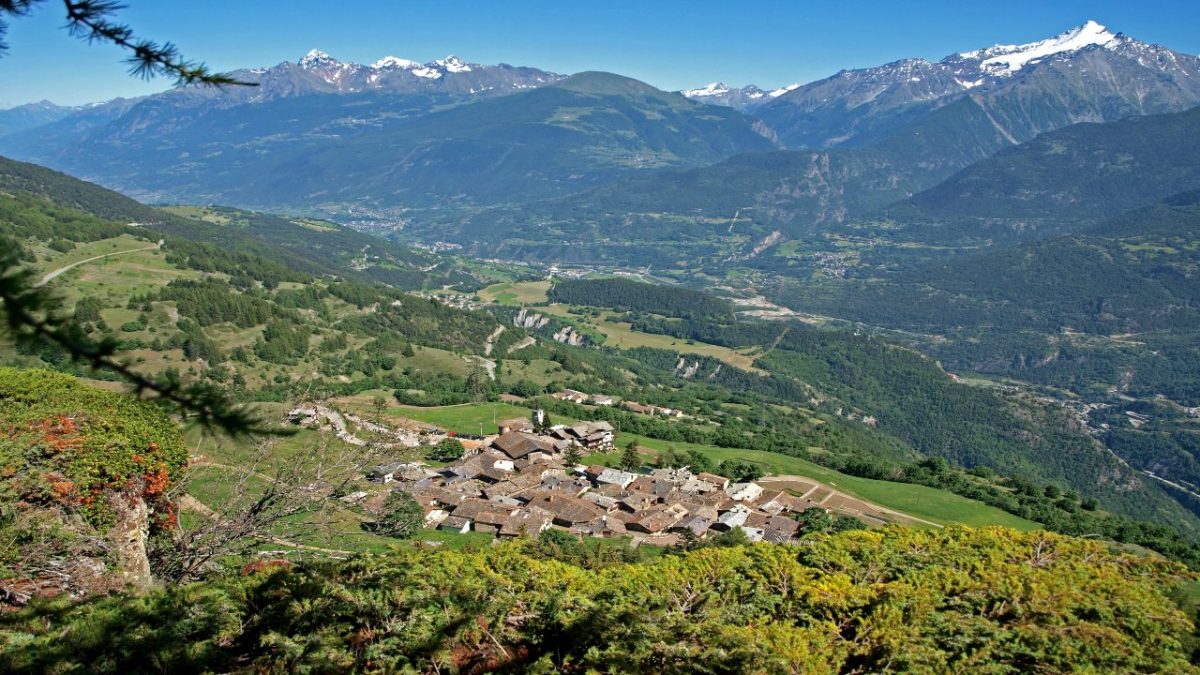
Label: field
xmin=36 ymin=236 xmax=195 ymax=304
xmin=477 ymin=280 xmax=551 ymax=305
xmin=332 ymin=394 xmax=535 ymax=435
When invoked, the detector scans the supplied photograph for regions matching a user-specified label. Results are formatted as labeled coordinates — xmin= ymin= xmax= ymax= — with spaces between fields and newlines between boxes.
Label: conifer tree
xmin=563 ymin=442 xmax=583 ymax=466
xmin=619 ymin=439 xmax=640 ymax=470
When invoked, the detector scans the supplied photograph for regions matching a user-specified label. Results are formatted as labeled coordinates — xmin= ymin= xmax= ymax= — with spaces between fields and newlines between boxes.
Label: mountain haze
xmin=0 ymin=62 xmax=775 ymax=210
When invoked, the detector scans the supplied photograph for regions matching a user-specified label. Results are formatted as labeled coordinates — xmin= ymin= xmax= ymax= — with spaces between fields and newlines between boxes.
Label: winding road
xmin=36 ymin=240 xmax=162 ymax=287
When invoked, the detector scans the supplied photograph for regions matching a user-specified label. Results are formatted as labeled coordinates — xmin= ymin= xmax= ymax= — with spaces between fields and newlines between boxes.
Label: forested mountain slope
xmin=882 ymin=105 xmax=1200 ymax=245
xmin=0 ymin=72 xmax=775 ymax=211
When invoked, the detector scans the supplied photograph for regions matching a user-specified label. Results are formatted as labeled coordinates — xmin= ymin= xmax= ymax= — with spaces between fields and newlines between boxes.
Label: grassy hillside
xmin=0 ymin=155 xmax=475 ymax=291
xmin=5 ymin=158 xmax=1200 ymax=561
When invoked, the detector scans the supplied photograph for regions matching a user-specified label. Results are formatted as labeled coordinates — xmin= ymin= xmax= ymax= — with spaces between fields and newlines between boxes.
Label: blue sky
xmin=1 ymin=0 xmax=1198 ymax=107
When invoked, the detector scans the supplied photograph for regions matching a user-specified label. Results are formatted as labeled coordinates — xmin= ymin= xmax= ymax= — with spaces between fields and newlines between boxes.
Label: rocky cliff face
xmin=0 ymin=369 xmax=185 ymax=606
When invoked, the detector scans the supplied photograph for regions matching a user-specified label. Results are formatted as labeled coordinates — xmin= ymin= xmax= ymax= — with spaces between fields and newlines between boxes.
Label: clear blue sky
xmin=1 ymin=0 xmax=1198 ymax=107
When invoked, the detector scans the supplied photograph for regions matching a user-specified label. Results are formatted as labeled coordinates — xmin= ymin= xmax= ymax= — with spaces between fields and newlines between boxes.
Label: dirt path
xmin=466 ymin=354 xmax=497 ymax=381
xmin=36 ymin=240 xmax=162 ymax=287
xmin=758 ymin=475 xmax=943 ymax=528
xmin=507 ymin=336 xmax=537 ymax=354
xmin=178 ymin=494 xmax=218 ymax=519
xmin=483 ymin=325 xmax=505 ymax=356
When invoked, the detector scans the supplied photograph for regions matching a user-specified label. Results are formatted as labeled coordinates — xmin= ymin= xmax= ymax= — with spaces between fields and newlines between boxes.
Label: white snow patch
xmin=972 ymin=20 xmax=1119 ymax=75
xmin=372 ymin=56 xmax=420 ymax=70
xmin=768 ymin=82 xmax=801 ymax=97
xmin=411 ymin=67 xmax=443 ymax=79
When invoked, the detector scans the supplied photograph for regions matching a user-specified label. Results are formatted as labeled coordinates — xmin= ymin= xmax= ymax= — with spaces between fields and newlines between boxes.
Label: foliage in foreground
xmin=0 ymin=368 xmax=187 ymax=600
xmin=1 ymin=526 xmax=1196 ymax=673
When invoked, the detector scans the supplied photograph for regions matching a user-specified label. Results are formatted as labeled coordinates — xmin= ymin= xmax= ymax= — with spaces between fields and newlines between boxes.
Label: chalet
xmin=679 ymin=491 xmax=726 ymax=510
xmin=525 ymin=494 xmax=605 ymax=528
xmin=449 ymin=456 xmax=490 ymax=480
xmin=499 ymin=506 xmax=554 ymax=537
xmin=671 ymin=514 xmax=714 ymax=538
xmin=712 ymin=504 xmax=752 ymax=531
xmin=561 ymin=421 xmax=615 ymax=451
xmin=758 ymin=491 xmax=815 ymax=515
xmin=581 ymin=491 xmax=620 ymax=511
xmin=595 ymin=467 xmax=638 ymax=489
xmin=762 ymin=527 xmax=793 ymax=544
xmin=483 ymin=471 xmax=546 ymax=499
xmin=472 ymin=510 xmax=511 ymax=536
xmin=591 ymin=395 xmax=615 ymax=406
xmin=451 ymin=498 xmax=515 ymax=521
xmin=628 ymin=476 xmax=676 ymax=500
xmin=286 ymin=406 xmax=321 ymax=426
xmin=625 ymin=504 xmax=688 ymax=534
xmin=593 ymin=481 xmax=631 ymax=499
xmin=538 ymin=474 xmax=590 ymax=498
xmin=491 ymin=431 xmax=557 ymax=460
xmin=763 ymin=515 xmax=800 ymax=542
xmin=696 ymin=472 xmax=730 ymax=490
xmin=617 ymin=493 xmax=658 ymax=513
xmin=679 ymin=477 xmax=716 ymax=495
xmin=475 ymin=466 xmax=512 ymax=484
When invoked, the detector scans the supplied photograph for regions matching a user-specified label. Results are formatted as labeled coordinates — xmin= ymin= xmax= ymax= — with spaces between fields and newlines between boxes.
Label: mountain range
xmin=0 ymin=20 xmax=1198 ymax=260
xmin=0 ymin=99 xmax=75 ymax=136
xmin=686 ymin=21 xmax=1200 ymax=151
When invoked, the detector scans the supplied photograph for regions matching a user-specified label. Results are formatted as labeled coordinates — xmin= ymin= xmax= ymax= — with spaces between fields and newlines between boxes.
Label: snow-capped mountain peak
xmin=371 ymin=56 xmax=421 ymax=70
xmin=681 ymin=82 xmax=730 ymax=97
xmin=964 ymin=20 xmax=1120 ymax=75
xmin=299 ymin=49 xmax=340 ymax=68
xmin=434 ymin=55 xmax=473 ymax=73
